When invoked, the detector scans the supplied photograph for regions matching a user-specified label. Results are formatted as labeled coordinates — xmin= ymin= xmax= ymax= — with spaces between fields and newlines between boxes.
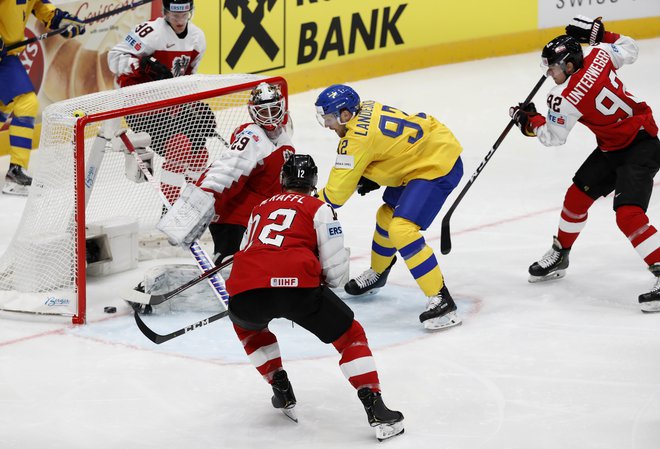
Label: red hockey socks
xmin=233 ymin=324 xmax=283 ymax=383
xmin=332 ymin=320 xmax=380 ymax=392
xmin=616 ymin=205 xmax=660 ymax=265
xmin=557 ymin=184 xmax=595 ymax=249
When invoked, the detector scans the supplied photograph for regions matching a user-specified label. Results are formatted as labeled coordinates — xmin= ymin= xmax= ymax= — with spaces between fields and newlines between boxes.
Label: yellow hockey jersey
xmin=318 ymin=101 xmax=462 ymax=207
xmin=0 ymin=0 xmax=56 ymax=55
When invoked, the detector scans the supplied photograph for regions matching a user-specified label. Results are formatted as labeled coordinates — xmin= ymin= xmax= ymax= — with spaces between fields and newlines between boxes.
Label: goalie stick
xmin=134 ymin=309 xmax=229 ymax=344
xmin=6 ymin=0 xmax=154 ymax=51
xmin=439 ymin=74 xmax=548 ymax=255
xmin=121 ymin=257 xmax=233 ymax=306
xmin=117 ymin=131 xmax=230 ymax=341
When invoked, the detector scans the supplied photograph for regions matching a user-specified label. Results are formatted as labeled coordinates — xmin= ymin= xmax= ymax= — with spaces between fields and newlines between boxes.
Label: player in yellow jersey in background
xmin=0 ymin=1 xmax=84 ymax=195
xmin=315 ymin=84 xmax=463 ymax=331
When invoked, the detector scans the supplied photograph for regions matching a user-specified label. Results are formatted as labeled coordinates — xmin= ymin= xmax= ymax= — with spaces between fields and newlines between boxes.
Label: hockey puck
xmin=104 ymin=306 xmax=117 ymax=314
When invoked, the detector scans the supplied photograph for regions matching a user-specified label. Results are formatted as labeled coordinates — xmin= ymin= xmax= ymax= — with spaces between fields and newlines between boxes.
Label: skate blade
xmin=2 ymin=182 xmax=29 ymax=196
xmin=281 ymin=406 xmax=298 ymax=423
xmin=375 ymin=421 xmax=404 ymax=441
xmin=345 ymin=287 xmax=383 ymax=298
xmin=528 ymin=270 xmax=566 ymax=283
xmin=423 ymin=311 xmax=462 ymax=331
xmin=640 ymin=301 xmax=660 ymax=313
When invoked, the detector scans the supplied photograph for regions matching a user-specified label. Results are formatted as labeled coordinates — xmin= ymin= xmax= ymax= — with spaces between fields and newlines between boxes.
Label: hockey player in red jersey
xmin=225 ymin=154 xmax=405 ymax=441
xmin=196 ymin=82 xmax=295 ymax=266
xmin=107 ymin=0 xmax=215 ymax=204
xmin=510 ymin=16 xmax=660 ymax=312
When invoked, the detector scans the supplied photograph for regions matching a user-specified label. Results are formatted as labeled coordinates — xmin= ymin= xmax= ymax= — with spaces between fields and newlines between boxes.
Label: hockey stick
xmin=121 ymin=257 xmax=233 ymax=306
xmin=134 ymin=309 xmax=229 ymax=344
xmin=117 ymin=130 xmax=229 ymax=305
xmin=439 ymin=75 xmax=548 ymax=255
xmin=6 ymin=0 xmax=153 ymax=51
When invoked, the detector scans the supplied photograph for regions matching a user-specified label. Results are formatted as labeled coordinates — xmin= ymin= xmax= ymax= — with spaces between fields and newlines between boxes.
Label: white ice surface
xmin=1 ymin=38 xmax=660 ymax=449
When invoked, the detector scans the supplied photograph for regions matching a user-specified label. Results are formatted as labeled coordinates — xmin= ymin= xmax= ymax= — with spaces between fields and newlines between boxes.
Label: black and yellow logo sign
xmin=221 ymin=0 xmax=285 ymax=74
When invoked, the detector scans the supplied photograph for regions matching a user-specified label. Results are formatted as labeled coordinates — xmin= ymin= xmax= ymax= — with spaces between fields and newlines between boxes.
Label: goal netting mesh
xmin=0 ymin=74 xmax=284 ymax=323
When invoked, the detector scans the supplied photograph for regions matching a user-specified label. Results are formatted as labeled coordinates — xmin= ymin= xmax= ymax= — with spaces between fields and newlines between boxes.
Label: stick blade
xmin=440 ymin=216 xmax=452 ymax=255
xmin=121 ymin=288 xmax=151 ymax=305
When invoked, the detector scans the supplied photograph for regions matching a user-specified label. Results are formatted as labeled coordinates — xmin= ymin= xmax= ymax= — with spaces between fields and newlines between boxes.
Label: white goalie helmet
xmin=248 ymin=82 xmax=287 ymax=131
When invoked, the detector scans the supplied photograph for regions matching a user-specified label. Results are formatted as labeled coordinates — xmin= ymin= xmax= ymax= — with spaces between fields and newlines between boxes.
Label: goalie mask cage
xmin=0 ymin=74 xmax=288 ymax=324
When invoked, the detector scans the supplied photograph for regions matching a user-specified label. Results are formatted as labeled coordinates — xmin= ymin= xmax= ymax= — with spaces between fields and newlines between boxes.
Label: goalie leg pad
xmin=156 ymin=183 xmax=215 ymax=247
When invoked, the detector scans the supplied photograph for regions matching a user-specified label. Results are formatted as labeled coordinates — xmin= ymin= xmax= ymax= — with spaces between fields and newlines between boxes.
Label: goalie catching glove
xmin=565 ymin=15 xmax=604 ymax=46
xmin=509 ymin=102 xmax=544 ymax=137
xmin=157 ymin=183 xmax=215 ymax=247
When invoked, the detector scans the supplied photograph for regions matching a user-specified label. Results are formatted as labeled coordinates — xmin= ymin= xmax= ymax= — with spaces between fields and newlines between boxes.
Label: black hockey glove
xmin=49 ymin=8 xmax=86 ymax=38
xmin=356 ymin=176 xmax=380 ymax=196
xmin=566 ymin=15 xmax=604 ymax=46
xmin=0 ymin=37 xmax=6 ymax=63
xmin=509 ymin=102 xmax=540 ymax=137
xmin=139 ymin=56 xmax=173 ymax=81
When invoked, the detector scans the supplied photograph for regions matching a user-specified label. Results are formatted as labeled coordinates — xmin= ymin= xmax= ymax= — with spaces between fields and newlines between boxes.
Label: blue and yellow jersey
xmin=0 ymin=0 xmax=57 ymax=55
xmin=318 ymin=101 xmax=462 ymax=208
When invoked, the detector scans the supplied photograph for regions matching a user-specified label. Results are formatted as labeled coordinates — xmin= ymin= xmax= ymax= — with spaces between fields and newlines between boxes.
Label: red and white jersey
xmin=535 ymin=34 xmax=657 ymax=151
xmin=226 ymin=193 xmax=350 ymax=296
xmin=107 ymin=17 xmax=205 ymax=87
xmin=197 ymin=124 xmax=294 ymax=227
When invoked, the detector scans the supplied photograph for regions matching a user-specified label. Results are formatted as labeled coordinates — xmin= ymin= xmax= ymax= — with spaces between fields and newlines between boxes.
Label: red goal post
xmin=0 ymin=74 xmax=288 ymax=324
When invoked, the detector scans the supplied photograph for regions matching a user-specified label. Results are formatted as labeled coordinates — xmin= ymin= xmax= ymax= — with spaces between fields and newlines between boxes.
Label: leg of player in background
xmin=528 ymin=183 xmax=594 ymax=282
xmin=363 ymin=163 xmax=463 ymax=330
xmin=613 ymin=135 xmax=660 ymax=311
xmin=2 ymin=92 xmax=38 ymax=195
xmin=344 ymin=204 xmax=397 ymax=296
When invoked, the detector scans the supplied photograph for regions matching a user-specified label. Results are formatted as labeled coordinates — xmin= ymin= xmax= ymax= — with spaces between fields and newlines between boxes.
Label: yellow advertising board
xmin=200 ymin=0 xmax=658 ymax=91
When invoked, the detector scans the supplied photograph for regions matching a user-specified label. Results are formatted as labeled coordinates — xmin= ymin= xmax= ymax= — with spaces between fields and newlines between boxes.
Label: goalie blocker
xmin=156 ymin=183 xmax=215 ymax=247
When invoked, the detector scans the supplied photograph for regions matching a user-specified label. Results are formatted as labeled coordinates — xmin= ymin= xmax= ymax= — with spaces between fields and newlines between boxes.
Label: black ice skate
xmin=419 ymin=284 xmax=462 ymax=330
xmin=357 ymin=387 xmax=404 ymax=441
xmin=271 ymin=370 xmax=297 ymax=422
xmin=3 ymin=163 xmax=32 ymax=196
xmin=528 ymin=236 xmax=571 ymax=283
xmin=639 ymin=263 xmax=660 ymax=313
xmin=344 ymin=256 xmax=397 ymax=296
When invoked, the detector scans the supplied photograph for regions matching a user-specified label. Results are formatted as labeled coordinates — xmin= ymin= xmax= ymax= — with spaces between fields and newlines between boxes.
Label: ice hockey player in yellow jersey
xmin=315 ymin=84 xmax=463 ymax=330
xmin=0 ymin=1 xmax=84 ymax=195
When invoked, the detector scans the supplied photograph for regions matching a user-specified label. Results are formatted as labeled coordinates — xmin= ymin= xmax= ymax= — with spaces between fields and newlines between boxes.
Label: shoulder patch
xmin=547 ymin=110 xmax=567 ymax=127
xmin=326 ymin=222 xmax=343 ymax=238
xmin=125 ymin=32 xmax=144 ymax=51
xmin=334 ymin=154 xmax=354 ymax=169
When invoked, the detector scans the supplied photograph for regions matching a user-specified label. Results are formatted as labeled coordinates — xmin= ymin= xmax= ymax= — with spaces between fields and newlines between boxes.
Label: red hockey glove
xmin=566 ymin=15 xmax=604 ymax=46
xmin=49 ymin=9 xmax=86 ymax=38
xmin=509 ymin=102 xmax=542 ymax=137
xmin=139 ymin=56 xmax=174 ymax=81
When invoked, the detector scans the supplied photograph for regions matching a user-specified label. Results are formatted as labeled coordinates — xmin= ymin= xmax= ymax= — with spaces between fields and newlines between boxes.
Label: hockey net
xmin=0 ymin=74 xmax=288 ymax=324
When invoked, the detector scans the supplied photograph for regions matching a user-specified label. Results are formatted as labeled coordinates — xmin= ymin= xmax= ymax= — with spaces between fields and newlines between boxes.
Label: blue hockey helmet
xmin=315 ymin=84 xmax=360 ymax=126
